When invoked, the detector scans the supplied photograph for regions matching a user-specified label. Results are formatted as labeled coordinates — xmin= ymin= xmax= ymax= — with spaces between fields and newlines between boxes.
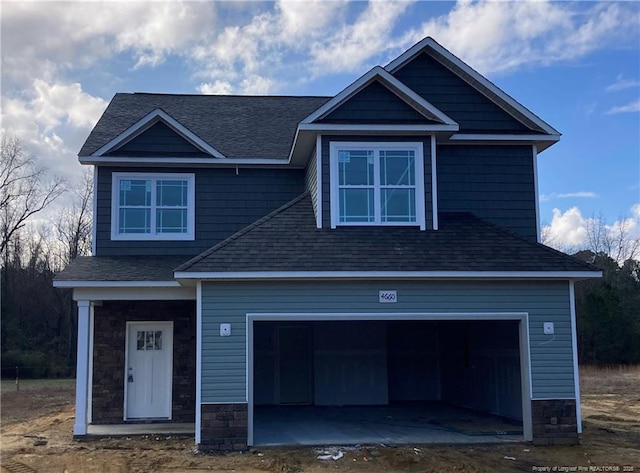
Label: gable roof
xmin=386 ymin=37 xmax=560 ymax=136
xmin=175 ymin=193 xmax=600 ymax=279
xmin=93 ymin=108 xmax=226 ymax=158
xmin=300 ymin=66 xmax=457 ymax=129
xmin=80 ymin=93 xmax=330 ymax=161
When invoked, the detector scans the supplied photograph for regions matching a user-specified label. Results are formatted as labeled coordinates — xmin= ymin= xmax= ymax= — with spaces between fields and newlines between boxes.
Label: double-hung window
xmin=330 ymin=142 xmax=425 ymax=228
xmin=111 ymin=173 xmax=195 ymax=240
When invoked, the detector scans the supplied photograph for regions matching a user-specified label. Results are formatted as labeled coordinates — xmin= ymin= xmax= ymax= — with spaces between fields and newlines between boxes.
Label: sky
xmin=1 ymin=0 xmax=639 ymax=254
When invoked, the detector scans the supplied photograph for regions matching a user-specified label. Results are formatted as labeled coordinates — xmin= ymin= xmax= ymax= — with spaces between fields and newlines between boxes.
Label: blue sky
xmin=1 ymin=0 xmax=639 ymax=252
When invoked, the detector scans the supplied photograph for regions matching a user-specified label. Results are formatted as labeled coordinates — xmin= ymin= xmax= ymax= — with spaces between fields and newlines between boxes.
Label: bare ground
xmin=1 ymin=367 xmax=639 ymax=473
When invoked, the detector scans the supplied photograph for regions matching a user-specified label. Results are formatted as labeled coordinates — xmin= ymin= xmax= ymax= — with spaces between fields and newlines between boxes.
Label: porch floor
xmin=253 ymin=403 xmax=523 ymax=446
xmin=87 ymin=423 xmax=195 ymax=437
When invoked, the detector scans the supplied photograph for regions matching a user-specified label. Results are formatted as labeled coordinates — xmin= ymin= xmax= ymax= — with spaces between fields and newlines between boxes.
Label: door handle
xmin=128 ymin=367 xmax=133 ymax=383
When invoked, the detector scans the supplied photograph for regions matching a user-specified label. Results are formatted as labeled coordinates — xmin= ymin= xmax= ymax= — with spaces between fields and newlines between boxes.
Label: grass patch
xmin=0 ymin=378 xmax=75 ymax=393
xmin=580 ymin=365 xmax=640 ymax=396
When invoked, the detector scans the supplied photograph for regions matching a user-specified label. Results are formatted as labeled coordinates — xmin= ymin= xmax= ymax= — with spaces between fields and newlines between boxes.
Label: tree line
xmin=1 ymin=135 xmax=91 ymax=377
xmin=0 ymin=134 xmax=638 ymax=378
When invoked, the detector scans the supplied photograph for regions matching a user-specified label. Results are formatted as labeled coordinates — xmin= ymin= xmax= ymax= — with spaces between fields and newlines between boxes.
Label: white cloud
xmin=544 ymin=207 xmax=589 ymax=249
xmin=198 ymin=81 xmax=234 ymax=95
xmin=606 ymin=75 xmax=640 ymax=92
xmin=309 ymin=1 xmax=413 ymax=74
xmin=605 ymin=100 xmax=640 ymax=115
xmin=542 ymin=206 xmax=640 ymax=262
xmin=540 ymin=191 xmax=598 ymax=202
xmin=1 ymin=2 xmax=216 ymax=85
xmin=395 ymin=1 xmax=639 ymax=76
xmin=1 ymin=80 xmax=107 ymax=179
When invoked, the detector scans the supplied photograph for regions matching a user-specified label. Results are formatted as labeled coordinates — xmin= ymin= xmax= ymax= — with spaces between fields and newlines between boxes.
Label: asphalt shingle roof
xmin=80 ymin=93 xmax=331 ymax=158
xmin=176 ymin=194 xmax=599 ymax=274
xmin=54 ymin=256 xmax=188 ymax=282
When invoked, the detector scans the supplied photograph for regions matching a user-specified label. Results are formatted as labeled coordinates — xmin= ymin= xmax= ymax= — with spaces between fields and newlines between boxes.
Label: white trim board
xmin=298 ymin=123 xmax=458 ymax=133
xmin=54 ymin=280 xmax=181 ymax=288
xmin=79 ymin=156 xmax=293 ymax=167
xmin=195 ymin=282 xmax=203 ymax=444
xmin=71 ymin=286 xmax=196 ymax=301
xmin=569 ymin=281 xmax=582 ymax=434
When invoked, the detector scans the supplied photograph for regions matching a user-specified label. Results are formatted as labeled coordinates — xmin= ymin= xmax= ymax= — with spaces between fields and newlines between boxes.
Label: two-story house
xmin=54 ymin=37 xmax=601 ymax=450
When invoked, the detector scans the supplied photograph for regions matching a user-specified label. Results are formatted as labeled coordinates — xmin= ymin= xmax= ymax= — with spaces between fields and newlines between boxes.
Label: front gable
xmin=386 ymin=38 xmax=560 ymax=136
xmin=92 ymin=108 xmax=226 ymax=159
xmin=106 ymin=121 xmax=210 ymax=157
xmin=317 ymin=81 xmax=441 ymax=125
xmin=300 ymin=66 xmax=458 ymax=129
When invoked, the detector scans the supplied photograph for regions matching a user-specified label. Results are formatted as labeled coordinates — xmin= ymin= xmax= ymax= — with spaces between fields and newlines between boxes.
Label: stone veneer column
xmin=531 ymin=399 xmax=579 ymax=445
xmin=199 ymin=404 xmax=248 ymax=452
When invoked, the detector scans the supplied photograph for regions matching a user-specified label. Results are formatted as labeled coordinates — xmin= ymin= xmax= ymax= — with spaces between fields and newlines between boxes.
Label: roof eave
xmin=78 ymin=155 xmax=295 ymax=167
xmin=175 ymin=270 xmax=602 ymax=281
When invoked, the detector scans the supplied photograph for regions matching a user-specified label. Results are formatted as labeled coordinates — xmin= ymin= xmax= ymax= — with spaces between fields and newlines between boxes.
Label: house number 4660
xmin=379 ymin=290 xmax=397 ymax=303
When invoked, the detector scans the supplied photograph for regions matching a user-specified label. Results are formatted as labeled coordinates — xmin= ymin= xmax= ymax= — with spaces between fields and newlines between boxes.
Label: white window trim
xmin=329 ymin=141 xmax=425 ymax=229
xmin=111 ymin=172 xmax=195 ymax=241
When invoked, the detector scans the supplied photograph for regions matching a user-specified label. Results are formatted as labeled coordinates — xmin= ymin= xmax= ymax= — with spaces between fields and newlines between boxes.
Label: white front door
xmin=125 ymin=322 xmax=173 ymax=420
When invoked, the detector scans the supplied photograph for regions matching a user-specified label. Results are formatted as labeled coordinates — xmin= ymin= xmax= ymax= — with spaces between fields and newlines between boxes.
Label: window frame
xmin=329 ymin=142 xmax=425 ymax=229
xmin=111 ymin=172 xmax=195 ymax=241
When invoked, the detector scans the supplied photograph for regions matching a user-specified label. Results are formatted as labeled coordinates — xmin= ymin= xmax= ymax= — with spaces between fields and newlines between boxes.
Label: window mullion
xmin=150 ymin=178 xmax=157 ymax=236
xmin=373 ymin=150 xmax=381 ymax=223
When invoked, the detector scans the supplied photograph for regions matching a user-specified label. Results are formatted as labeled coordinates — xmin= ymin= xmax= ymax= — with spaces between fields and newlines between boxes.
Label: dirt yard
xmin=1 ymin=367 xmax=639 ymax=473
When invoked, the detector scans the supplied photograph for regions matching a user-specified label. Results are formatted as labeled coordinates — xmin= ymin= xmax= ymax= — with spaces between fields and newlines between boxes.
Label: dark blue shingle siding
xmin=95 ymin=166 xmax=305 ymax=257
xmin=393 ymin=52 xmax=531 ymax=133
xmin=437 ymin=145 xmax=537 ymax=240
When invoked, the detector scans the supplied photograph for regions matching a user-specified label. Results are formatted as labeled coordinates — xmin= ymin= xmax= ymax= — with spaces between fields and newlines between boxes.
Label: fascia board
xmin=78 ymin=156 xmax=292 ymax=166
xmin=174 ymin=270 xmax=602 ymax=280
xmin=447 ymin=133 xmax=561 ymax=152
xmin=300 ymin=66 xmax=457 ymax=126
xmin=385 ymin=37 xmax=560 ymax=136
xmin=53 ymin=280 xmax=181 ymax=288
xmin=298 ymin=123 xmax=459 ymax=132
xmin=91 ymin=108 xmax=227 ymax=158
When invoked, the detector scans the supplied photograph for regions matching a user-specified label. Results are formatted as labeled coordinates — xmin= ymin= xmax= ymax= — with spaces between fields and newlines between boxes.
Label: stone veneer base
xmin=531 ymin=399 xmax=579 ymax=445
xmin=199 ymin=404 xmax=248 ymax=452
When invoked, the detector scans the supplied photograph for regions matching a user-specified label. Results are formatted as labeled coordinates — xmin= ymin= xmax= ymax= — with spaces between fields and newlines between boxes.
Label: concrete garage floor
xmin=253 ymin=403 xmax=523 ymax=446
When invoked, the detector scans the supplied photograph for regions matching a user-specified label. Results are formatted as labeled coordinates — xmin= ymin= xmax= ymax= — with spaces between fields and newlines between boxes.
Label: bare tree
xmin=584 ymin=212 xmax=640 ymax=264
xmin=55 ymin=168 xmax=93 ymax=264
xmin=1 ymin=134 xmax=66 ymax=257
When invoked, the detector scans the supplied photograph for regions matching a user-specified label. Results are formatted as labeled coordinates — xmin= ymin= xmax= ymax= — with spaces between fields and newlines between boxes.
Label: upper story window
xmin=111 ymin=172 xmax=195 ymax=240
xmin=330 ymin=142 xmax=425 ymax=229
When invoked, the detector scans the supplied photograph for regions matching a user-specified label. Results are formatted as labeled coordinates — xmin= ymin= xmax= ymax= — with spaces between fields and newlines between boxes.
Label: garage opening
xmin=251 ymin=318 xmax=527 ymax=446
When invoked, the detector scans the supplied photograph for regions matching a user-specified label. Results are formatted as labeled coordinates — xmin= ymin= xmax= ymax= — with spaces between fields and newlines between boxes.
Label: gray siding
xmin=437 ymin=145 xmax=537 ymax=240
xmin=393 ymin=52 xmax=531 ymax=133
xmin=107 ymin=121 xmax=209 ymax=157
xmin=201 ymin=280 xmax=575 ymax=403
xmin=321 ymin=135 xmax=433 ymax=229
xmin=95 ymin=166 xmax=305 ymax=256
xmin=319 ymin=81 xmax=433 ymax=124
xmin=304 ymin=147 xmax=318 ymax=223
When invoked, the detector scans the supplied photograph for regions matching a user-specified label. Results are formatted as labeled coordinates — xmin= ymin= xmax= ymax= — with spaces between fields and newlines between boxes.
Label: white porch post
xmin=74 ymin=300 xmax=91 ymax=436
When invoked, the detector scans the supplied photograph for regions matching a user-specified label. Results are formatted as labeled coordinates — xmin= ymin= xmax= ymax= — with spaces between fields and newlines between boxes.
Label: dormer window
xmin=111 ymin=172 xmax=195 ymax=240
xmin=330 ymin=142 xmax=425 ymax=228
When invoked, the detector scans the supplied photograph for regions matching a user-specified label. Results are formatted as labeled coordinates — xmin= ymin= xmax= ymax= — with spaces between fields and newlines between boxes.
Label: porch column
xmin=74 ymin=300 xmax=91 ymax=436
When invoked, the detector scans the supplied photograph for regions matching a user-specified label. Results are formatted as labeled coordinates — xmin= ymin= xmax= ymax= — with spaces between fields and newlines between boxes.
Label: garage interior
xmin=252 ymin=320 xmax=524 ymax=445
